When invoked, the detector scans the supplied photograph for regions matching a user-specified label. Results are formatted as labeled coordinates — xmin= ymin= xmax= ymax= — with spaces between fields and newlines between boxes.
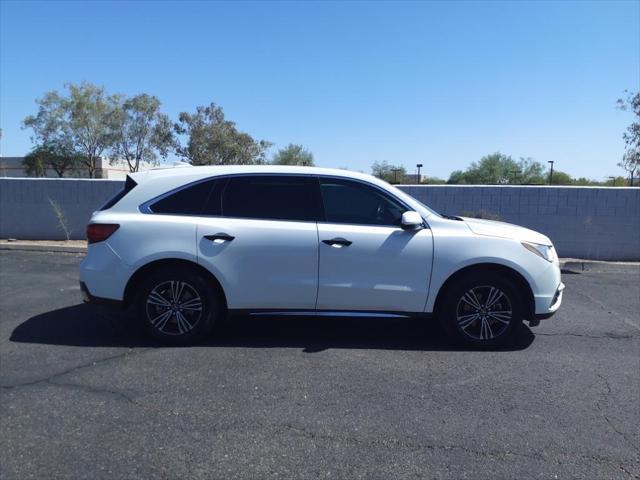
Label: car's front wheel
xmin=137 ymin=267 xmax=221 ymax=345
xmin=439 ymin=272 xmax=523 ymax=347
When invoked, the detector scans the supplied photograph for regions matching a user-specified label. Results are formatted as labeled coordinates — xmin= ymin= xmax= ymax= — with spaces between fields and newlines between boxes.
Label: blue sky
xmin=1 ymin=0 xmax=638 ymax=180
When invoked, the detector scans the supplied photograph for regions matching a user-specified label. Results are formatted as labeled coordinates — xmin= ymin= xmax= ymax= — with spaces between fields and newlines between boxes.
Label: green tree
xmin=271 ymin=144 xmax=314 ymax=166
xmin=604 ymin=176 xmax=627 ymax=187
xmin=447 ymin=170 xmax=466 ymax=184
xmin=572 ymin=176 xmax=601 ymax=186
xmin=447 ymin=152 xmax=546 ymax=184
xmin=448 ymin=152 xmax=515 ymax=184
xmin=174 ymin=103 xmax=271 ymax=165
xmin=549 ymin=170 xmax=573 ymax=185
xmin=23 ymin=82 xmax=119 ymax=178
xmin=423 ymin=176 xmax=446 ymax=184
xmin=22 ymin=143 xmax=80 ymax=177
xmin=371 ymin=160 xmax=406 ymax=183
xmin=617 ymin=90 xmax=639 ymax=185
xmin=518 ymin=157 xmax=546 ymax=184
xmin=22 ymin=149 xmax=47 ymax=177
xmin=111 ymin=94 xmax=174 ymax=172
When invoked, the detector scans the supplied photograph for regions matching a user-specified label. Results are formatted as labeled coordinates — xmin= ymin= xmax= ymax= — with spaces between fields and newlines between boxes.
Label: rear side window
xmin=319 ymin=177 xmax=406 ymax=226
xmin=221 ymin=175 xmax=321 ymax=222
xmin=150 ymin=179 xmax=218 ymax=215
xmin=100 ymin=175 xmax=137 ymax=210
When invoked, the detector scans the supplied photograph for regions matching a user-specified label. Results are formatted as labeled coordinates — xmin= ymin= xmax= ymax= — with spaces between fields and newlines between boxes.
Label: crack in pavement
xmin=264 ymin=419 xmax=543 ymax=460
xmin=535 ymin=332 xmax=635 ymax=340
xmin=3 ymin=360 xmax=638 ymax=478
xmin=595 ymin=373 xmax=640 ymax=453
xmin=571 ymin=289 xmax=640 ymax=332
xmin=3 ymin=362 xmax=206 ymax=447
xmin=43 ymin=378 xmax=206 ymax=474
xmin=0 ymin=347 xmax=152 ymax=390
xmin=262 ymin=420 xmax=639 ymax=477
xmin=46 ymin=378 xmax=137 ymax=405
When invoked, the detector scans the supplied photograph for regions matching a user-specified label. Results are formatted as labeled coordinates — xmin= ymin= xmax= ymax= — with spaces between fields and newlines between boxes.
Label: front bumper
xmin=534 ymin=282 xmax=564 ymax=320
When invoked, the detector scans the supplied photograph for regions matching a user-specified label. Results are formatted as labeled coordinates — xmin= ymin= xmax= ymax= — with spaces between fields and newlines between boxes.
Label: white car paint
xmin=316 ymin=223 xmax=433 ymax=312
xmin=80 ymin=165 xmax=563 ymax=320
xmin=196 ymin=217 xmax=319 ymax=310
xmin=423 ymin=218 xmax=562 ymax=314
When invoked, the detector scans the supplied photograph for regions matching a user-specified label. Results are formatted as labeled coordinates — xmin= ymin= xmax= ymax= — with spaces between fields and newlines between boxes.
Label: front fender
xmin=425 ymin=234 xmax=547 ymax=313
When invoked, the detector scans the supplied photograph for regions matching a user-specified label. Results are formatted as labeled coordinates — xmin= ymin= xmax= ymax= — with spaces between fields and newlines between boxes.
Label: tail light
xmin=87 ymin=223 xmax=120 ymax=244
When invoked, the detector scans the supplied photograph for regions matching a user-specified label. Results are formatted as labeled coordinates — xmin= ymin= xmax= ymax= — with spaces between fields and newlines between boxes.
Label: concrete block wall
xmin=399 ymin=185 xmax=639 ymax=261
xmin=0 ymin=179 xmax=638 ymax=260
xmin=0 ymin=178 xmax=123 ymax=241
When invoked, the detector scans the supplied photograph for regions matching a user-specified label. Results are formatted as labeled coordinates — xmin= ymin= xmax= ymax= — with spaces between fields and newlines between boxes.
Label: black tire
xmin=136 ymin=267 xmax=222 ymax=346
xmin=438 ymin=272 xmax=523 ymax=347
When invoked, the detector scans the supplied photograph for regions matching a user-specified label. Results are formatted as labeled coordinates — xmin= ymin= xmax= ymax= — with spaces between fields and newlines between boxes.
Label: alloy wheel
xmin=455 ymin=285 xmax=513 ymax=340
xmin=145 ymin=280 xmax=203 ymax=336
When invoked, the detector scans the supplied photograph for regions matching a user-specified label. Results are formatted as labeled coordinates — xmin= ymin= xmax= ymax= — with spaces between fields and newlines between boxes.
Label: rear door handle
xmin=204 ymin=233 xmax=235 ymax=243
xmin=322 ymin=238 xmax=352 ymax=248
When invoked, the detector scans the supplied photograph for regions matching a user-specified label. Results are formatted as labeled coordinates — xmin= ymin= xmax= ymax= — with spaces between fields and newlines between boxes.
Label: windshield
xmin=410 ymin=198 xmax=443 ymax=218
xmin=384 ymin=184 xmax=443 ymax=218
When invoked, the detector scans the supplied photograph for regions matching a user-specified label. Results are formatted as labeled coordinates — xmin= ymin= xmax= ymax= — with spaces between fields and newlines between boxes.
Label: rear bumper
xmin=80 ymin=281 xmax=123 ymax=308
xmin=79 ymin=242 xmax=132 ymax=302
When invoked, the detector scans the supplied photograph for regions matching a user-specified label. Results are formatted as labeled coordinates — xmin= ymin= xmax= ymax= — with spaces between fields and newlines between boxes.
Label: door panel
xmin=197 ymin=218 xmax=319 ymax=310
xmin=317 ymin=223 xmax=433 ymax=312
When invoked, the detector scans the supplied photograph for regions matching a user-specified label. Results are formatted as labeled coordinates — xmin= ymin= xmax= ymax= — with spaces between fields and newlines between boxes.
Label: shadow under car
xmin=10 ymin=303 xmax=535 ymax=352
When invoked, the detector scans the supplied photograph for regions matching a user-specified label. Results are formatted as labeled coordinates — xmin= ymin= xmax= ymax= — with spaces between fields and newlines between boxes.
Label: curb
xmin=0 ymin=243 xmax=87 ymax=254
xmin=560 ymin=259 xmax=640 ymax=273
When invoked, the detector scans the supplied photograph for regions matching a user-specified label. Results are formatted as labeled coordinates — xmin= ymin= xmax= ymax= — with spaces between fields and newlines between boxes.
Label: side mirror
xmin=401 ymin=211 xmax=423 ymax=230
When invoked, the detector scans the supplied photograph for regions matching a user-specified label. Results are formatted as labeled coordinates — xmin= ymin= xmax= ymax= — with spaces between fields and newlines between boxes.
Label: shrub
xmin=460 ymin=209 xmax=502 ymax=221
xmin=48 ymin=198 xmax=71 ymax=240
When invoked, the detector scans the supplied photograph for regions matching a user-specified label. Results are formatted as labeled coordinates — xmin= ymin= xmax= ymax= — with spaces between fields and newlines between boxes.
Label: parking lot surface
xmin=1 ymin=250 xmax=638 ymax=479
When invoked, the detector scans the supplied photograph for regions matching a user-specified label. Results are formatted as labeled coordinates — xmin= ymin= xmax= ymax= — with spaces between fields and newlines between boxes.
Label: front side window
xmin=150 ymin=179 xmax=218 ymax=215
xmin=319 ymin=178 xmax=406 ymax=226
xmin=221 ymin=175 xmax=321 ymax=222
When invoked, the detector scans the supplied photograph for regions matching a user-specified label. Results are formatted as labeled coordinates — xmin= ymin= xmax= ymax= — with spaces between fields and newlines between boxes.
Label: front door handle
xmin=322 ymin=238 xmax=352 ymax=248
xmin=204 ymin=233 xmax=235 ymax=243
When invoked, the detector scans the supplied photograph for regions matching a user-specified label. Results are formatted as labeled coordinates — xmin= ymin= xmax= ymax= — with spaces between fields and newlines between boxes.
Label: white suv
xmin=80 ymin=166 xmax=563 ymax=346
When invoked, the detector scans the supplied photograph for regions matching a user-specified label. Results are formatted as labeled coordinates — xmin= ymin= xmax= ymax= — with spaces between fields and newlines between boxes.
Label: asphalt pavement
xmin=0 ymin=250 xmax=638 ymax=479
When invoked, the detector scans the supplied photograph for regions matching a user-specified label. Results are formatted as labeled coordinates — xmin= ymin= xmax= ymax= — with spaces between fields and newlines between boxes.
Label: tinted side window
xmin=221 ymin=176 xmax=321 ymax=222
xmin=319 ymin=178 xmax=406 ymax=226
xmin=150 ymin=179 xmax=217 ymax=215
xmin=201 ymin=179 xmax=223 ymax=216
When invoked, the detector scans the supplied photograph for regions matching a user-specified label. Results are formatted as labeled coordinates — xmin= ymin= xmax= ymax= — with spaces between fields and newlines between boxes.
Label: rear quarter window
xmin=100 ymin=176 xmax=137 ymax=210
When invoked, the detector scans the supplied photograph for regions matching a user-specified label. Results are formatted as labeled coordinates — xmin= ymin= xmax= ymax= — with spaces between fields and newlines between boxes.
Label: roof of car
xmin=129 ymin=165 xmax=375 ymax=184
xmin=113 ymin=163 xmax=437 ymax=218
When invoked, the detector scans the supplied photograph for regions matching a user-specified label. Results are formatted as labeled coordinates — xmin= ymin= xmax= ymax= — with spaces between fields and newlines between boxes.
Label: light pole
xmin=608 ymin=176 xmax=616 ymax=186
xmin=548 ymin=161 xmax=554 ymax=185
xmin=391 ymin=168 xmax=402 ymax=184
xmin=509 ymin=169 xmax=521 ymax=184
xmin=416 ymin=164 xmax=423 ymax=184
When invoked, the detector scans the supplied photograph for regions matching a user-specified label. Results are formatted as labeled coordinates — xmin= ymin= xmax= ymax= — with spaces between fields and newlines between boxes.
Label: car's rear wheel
xmin=439 ymin=272 xmax=523 ymax=347
xmin=137 ymin=267 xmax=221 ymax=345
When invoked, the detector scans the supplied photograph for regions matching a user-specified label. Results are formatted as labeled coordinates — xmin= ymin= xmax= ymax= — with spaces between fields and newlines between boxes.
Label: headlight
xmin=521 ymin=241 xmax=557 ymax=263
